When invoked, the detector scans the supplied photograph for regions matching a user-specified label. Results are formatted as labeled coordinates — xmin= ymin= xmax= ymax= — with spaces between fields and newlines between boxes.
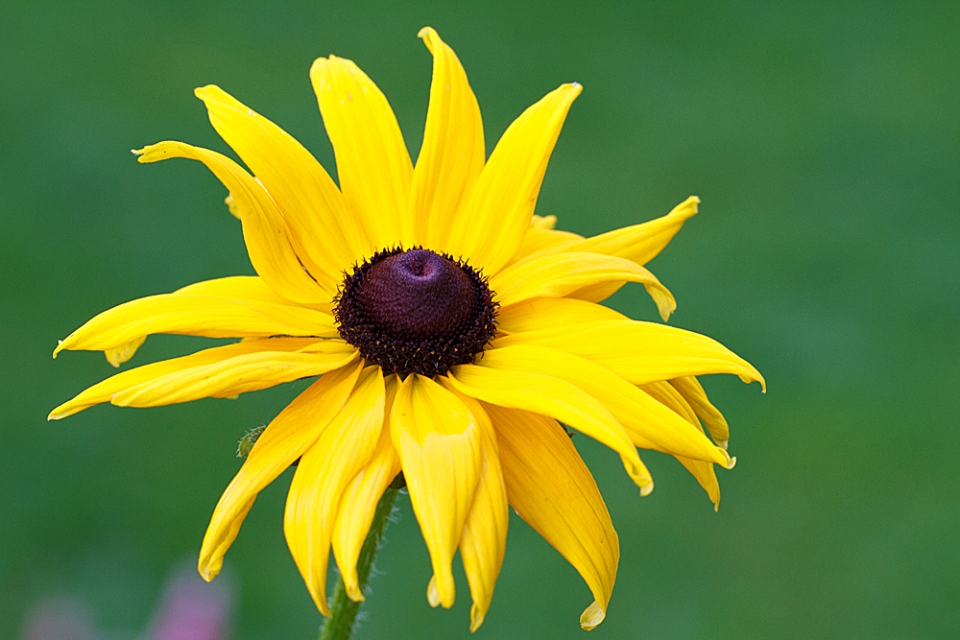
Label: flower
xmin=50 ymin=27 xmax=763 ymax=631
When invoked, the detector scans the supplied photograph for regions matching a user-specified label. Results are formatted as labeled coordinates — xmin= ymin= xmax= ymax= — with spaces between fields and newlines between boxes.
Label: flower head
xmin=51 ymin=27 xmax=763 ymax=631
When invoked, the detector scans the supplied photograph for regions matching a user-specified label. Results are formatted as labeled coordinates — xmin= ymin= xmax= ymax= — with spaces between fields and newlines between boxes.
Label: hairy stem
xmin=318 ymin=486 xmax=400 ymax=640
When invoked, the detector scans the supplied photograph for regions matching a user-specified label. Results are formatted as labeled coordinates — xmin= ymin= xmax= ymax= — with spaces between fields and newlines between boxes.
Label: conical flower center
xmin=334 ymin=248 xmax=498 ymax=378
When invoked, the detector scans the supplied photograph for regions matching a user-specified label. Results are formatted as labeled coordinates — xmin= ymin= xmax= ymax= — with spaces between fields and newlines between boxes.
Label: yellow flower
xmin=50 ymin=27 xmax=763 ymax=631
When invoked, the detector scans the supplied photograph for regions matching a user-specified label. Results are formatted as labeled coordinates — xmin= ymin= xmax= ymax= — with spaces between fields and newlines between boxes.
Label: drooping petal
xmin=284 ymin=366 xmax=386 ymax=615
xmin=135 ymin=142 xmax=329 ymax=306
xmin=134 ymin=141 xmax=330 ymax=304
xmin=440 ymin=384 xmax=508 ymax=631
xmin=641 ymin=380 xmax=723 ymax=509
xmin=310 ymin=56 xmax=414 ymax=248
xmin=447 ymin=363 xmax=653 ymax=494
xmin=495 ymin=297 xmax=625 ymax=334
xmin=478 ymin=346 xmax=731 ymax=466
xmin=198 ymin=362 xmax=363 ymax=579
xmin=490 ymin=252 xmax=676 ymax=321
xmin=48 ymin=339 xmax=358 ymax=419
xmin=486 ymin=403 xmax=618 ymax=630
xmin=390 ymin=374 xmax=482 ymax=608
xmin=494 ymin=319 xmax=766 ymax=389
xmin=410 ymin=27 xmax=485 ymax=249
xmin=194 ymin=85 xmax=368 ymax=283
xmin=332 ymin=375 xmax=401 ymax=602
xmin=443 ymin=83 xmax=582 ymax=276
xmin=670 ymin=375 xmax=731 ymax=448
xmin=53 ymin=289 xmax=336 ymax=358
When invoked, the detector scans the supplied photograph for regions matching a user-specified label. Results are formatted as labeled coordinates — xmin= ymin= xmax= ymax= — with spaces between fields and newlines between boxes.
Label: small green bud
xmin=237 ymin=426 xmax=266 ymax=458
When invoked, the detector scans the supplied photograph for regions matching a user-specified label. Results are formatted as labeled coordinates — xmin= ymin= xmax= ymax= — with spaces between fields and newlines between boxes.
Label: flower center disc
xmin=335 ymin=248 xmax=498 ymax=377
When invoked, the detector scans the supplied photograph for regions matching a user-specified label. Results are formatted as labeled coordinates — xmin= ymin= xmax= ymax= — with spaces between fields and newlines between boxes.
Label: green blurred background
xmin=2 ymin=1 xmax=958 ymax=638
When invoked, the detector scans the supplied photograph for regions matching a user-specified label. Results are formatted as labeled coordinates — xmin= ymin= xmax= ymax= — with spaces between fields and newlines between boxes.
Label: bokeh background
xmin=2 ymin=1 xmax=958 ymax=638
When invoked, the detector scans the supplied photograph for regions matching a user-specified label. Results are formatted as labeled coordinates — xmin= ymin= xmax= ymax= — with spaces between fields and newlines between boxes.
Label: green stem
xmin=318 ymin=486 xmax=399 ymax=640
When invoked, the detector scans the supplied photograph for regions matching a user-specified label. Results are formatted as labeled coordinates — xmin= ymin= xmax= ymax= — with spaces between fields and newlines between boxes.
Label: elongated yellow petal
xmin=332 ymin=376 xmax=401 ymax=602
xmin=670 ymin=375 xmax=731 ymax=448
xmin=490 ymin=252 xmax=676 ymax=321
xmin=478 ymin=346 xmax=730 ymax=465
xmin=310 ymin=56 xmax=414 ymax=249
xmin=53 ymin=290 xmax=336 ymax=358
xmin=136 ymin=142 xmax=329 ymax=305
xmin=49 ymin=339 xmax=357 ymax=419
xmin=390 ymin=374 xmax=482 ymax=608
xmin=443 ymin=83 xmax=581 ymax=275
xmin=447 ymin=364 xmax=653 ymax=493
xmin=284 ymin=366 xmax=386 ymax=615
xmin=411 ymin=27 xmax=485 ymax=249
xmin=509 ymin=226 xmax=582 ymax=265
xmin=641 ymin=380 xmax=723 ymax=508
xmin=560 ymin=196 xmax=700 ymax=265
xmin=194 ymin=85 xmax=368 ymax=283
xmin=496 ymin=297 xmax=625 ymax=334
xmin=440 ymin=385 xmax=508 ymax=631
xmin=198 ymin=362 xmax=363 ymax=579
xmin=494 ymin=319 xmax=766 ymax=389
xmin=486 ymin=404 xmax=618 ymax=630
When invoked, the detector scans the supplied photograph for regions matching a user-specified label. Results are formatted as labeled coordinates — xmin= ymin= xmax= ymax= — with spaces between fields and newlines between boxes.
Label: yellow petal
xmin=310 ymin=56 xmax=414 ymax=249
xmin=496 ymin=297 xmax=625 ymax=334
xmin=390 ymin=374 xmax=482 ymax=608
xmin=494 ymin=319 xmax=766 ymax=390
xmin=509 ymin=226 xmax=582 ymax=265
xmin=198 ymin=362 xmax=363 ymax=579
xmin=530 ymin=214 xmax=558 ymax=230
xmin=332 ymin=375 xmax=402 ymax=602
xmin=194 ymin=85 xmax=368 ymax=283
xmin=521 ymin=196 xmax=700 ymax=266
xmin=440 ymin=384 xmax=508 ymax=631
xmin=284 ymin=366 xmax=386 ymax=615
xmin=49 ymin=339 xmax=357 ymax=419
xmin=478 ymin=345 xmax=730 ymax=465
xmin=490 ymin=251 xmax=676 ymax=321
xmin=670 ymin=375 xmax=731 ymax=448
xmin=411 ymin=27 xmax=485 ymax=249
xmin=447 ymin=363 xmax=652 ymax=493
xmin=53 ymin=289 xmax=336 ymax=358
xmin=443 ymin=83 xmax=582 ymax=275
xmin=640 ymin=380 xmax=723 ymax=509
xmin=104 ymin=336 xmax=146 ymax=367
xmin=486 ymin=403 xmax=618 ymax=631
xmin=562 ymin=196 xmax=699 ymax=265
xmin=136 ymin=142 xmax=329 ymax=306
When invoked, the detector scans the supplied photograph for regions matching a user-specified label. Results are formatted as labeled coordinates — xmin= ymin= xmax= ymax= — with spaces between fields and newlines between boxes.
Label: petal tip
xmin=193 ymin=85 xmax=212 ymax=100
xmin=725 ymin=453 xmax=737 ymax=470
xmin=639 ymin=479 xmax=654 ymax=497
xmin=579 ymin=601 xmax=606 ymax=630
xmin=345 ymin=583 xmax=366 ymax=603
xmin=468 ymin=605 xmax=486 ymax=633
xmin=197 ymin=559 xmax=220 ymax=583
xmin=426 ymin=577 xmax=441 ymax=608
